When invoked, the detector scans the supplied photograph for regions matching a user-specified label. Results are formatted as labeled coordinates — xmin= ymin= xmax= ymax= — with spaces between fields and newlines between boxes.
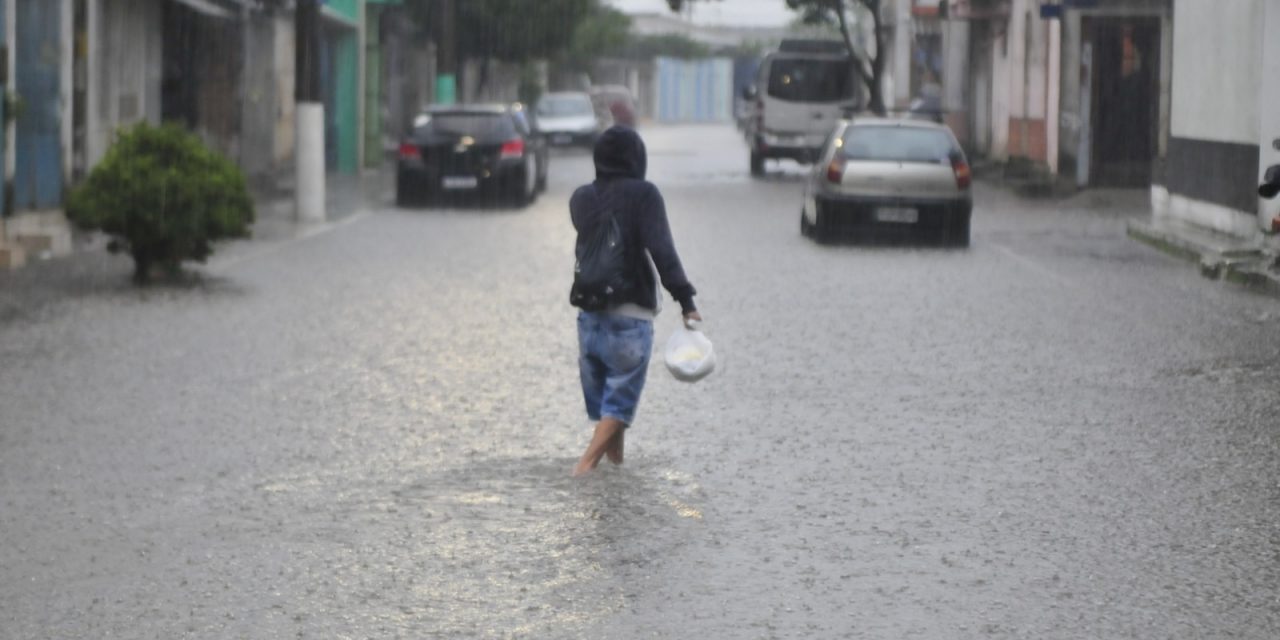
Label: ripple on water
xmin=243 ymin=455 xmax=706 ymax=636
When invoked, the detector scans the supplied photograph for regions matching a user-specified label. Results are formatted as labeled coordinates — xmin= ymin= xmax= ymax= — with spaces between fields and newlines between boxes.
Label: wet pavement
xmin=2 ymin=124 xmax=1278 ymax=639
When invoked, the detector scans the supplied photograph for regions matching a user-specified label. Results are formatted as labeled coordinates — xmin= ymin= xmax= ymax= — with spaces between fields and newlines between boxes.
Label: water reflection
xmin=246 ymin=455 xmax=705 ymax=635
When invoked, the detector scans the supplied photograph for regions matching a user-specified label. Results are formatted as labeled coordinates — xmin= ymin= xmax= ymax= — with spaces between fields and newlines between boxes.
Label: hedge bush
xmin=67 ymin=123 xmax=254 ymax=283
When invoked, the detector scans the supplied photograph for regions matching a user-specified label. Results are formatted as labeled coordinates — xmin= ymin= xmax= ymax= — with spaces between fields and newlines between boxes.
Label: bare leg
xmin=573 ymin=418 xmax=625 ymax=476
xmin=605 ymin=428 xmax=625 ymax=465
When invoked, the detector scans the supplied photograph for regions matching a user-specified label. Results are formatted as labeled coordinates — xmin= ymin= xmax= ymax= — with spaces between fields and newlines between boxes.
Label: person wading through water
xmin=569 ymin=125 xmax=701 ymax=476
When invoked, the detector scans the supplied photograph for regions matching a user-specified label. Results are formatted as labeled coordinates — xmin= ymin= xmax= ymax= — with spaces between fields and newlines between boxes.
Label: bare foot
xmin=605 ymin=429 xmax=625 ymax=465
xmin=573 ymin=418 xmax=623 ymax=476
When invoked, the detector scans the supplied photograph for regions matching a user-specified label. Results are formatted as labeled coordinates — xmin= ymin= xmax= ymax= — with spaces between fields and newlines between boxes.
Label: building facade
xmin=1 ymin=0 xmax=437 ymax=270
xmin=1152 ymin=0 xmax=1278 ymax=239
xmin=920 ymin=0 xmax=1171 ymax=191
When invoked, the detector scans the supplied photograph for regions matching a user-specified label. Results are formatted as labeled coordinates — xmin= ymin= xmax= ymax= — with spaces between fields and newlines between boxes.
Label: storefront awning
xmin=169 ymin=0 xmax=235 ymax=19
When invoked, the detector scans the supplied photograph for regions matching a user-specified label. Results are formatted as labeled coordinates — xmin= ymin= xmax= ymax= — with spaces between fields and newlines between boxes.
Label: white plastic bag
xmin=664 ymin=320 xmax=716 ymax=383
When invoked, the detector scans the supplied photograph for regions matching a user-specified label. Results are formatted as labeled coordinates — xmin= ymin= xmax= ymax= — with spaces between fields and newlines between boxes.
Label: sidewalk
xmin=0 ymin=167 xmax=394 ymax=324
xmin=1126 ymin=216 xmax=1280 ymax=293
xmin=248 ymin=167 xmax=394 ymax=243
xmin=975 ymin=165 xmax=1280 ymax=295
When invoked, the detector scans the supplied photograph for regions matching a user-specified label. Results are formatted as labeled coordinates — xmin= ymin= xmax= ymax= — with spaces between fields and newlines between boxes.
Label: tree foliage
xmin=406 ymin=0 xmax=595 ymax=63
xmin=789 ymin=0 xmax=886 ymax=115
xmin=66 ymin=123 xmax=254 ymax=283
xmin=563 ymin=5 xmax=633 ymax=71
xmin=622 ymin=34 xmax=711 ymax=60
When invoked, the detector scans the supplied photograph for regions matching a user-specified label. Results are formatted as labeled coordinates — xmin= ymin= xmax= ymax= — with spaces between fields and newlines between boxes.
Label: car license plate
xmin=875 ymin=207 xmax=918 ymax=224
xmin=552 ymin=134 xmax=572 ymax=145
xmin=442 ymin=176 xmax=478 ymax=190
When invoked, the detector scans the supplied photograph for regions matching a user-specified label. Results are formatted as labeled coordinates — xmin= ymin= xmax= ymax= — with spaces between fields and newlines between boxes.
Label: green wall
xmin=324 ymin=0 xmax=360 ymax=22
xmin=363 ymin=4 xmax=383 ymax=168
xmin=335 ymin=30 xmax=359 ymax=174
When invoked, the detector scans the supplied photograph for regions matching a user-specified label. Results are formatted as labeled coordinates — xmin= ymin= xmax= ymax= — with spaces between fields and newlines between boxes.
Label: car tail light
xmin=826 ymin=157 xmax=846 ymax=184
xmin=952 ymin=156 xmax=972 ymax=190
xmin=500 ymin=138 xmax=525 ymax=159
xmin=398 ymin=142 xmax=418 ymax=160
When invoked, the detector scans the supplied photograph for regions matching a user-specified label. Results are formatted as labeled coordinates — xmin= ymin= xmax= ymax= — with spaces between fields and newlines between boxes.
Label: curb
xmin=1127 ymin=218 xmax=1280 ymax=294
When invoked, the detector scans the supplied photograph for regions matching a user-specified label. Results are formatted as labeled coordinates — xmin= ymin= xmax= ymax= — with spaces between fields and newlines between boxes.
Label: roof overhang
xmin=169 ymin=0 xmax=237 ymax=19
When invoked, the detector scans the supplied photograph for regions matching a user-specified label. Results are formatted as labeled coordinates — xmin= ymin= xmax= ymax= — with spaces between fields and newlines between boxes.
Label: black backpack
xmin=570 ymin=192 xmax=633 ymax=311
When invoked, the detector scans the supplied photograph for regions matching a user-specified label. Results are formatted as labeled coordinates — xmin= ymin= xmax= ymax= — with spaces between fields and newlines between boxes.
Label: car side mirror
xmin=1260 ymin=164 xmax=1280 ymax=199
xmin=742 ymin=85 xmax=758 ymax=100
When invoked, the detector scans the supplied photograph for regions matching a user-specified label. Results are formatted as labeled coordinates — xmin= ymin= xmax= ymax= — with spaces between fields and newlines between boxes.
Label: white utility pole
xmin=295 ymin=0 xmax=325 ymax=222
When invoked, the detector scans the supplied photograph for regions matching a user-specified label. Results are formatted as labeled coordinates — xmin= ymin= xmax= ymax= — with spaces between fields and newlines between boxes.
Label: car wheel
xmin=950 ymin=215 xmax=971 ymax=248
xmin=509 ymin=167 xmax=536 ymax=207
xmin=810 ymin=207 xmax=828 ymax=244
xmin=750 ymin=150 xmax=765 ymax=177
xmin=395 ymin=174 xmax=419 ymax=207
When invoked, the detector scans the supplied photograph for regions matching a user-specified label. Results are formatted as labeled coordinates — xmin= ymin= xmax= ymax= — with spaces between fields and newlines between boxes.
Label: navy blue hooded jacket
xmin=570 ymin=126 xmax=697 ymax=314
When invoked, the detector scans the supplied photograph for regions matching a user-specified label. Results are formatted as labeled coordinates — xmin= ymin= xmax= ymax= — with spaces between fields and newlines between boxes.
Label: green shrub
xmin=67 ymin=123 xmax=254 ymax=283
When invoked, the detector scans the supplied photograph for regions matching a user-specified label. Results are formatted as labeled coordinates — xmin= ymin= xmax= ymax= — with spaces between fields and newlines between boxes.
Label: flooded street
xmin=3 ymin=124 xmax=1279 ymax=638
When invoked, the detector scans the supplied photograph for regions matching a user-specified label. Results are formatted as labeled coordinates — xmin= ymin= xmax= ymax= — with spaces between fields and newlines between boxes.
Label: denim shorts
xmin=577 ymin=311 xmax=654 ymax=426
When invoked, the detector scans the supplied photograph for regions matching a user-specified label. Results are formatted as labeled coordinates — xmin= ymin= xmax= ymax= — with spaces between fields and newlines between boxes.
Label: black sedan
xmin=396 ymin=104 xmax=549 ymax=206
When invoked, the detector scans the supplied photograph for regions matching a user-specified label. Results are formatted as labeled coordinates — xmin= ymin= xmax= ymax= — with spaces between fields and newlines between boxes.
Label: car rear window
xmin=537 ymin=95 xmax=594 ymax=117
xmin=767 ymin=57 xmax=855 ymax=102
xmin=417 ymin=113 xmax=514 ymax=138
xmin=840 ymin=126 xmax=959 ymax=164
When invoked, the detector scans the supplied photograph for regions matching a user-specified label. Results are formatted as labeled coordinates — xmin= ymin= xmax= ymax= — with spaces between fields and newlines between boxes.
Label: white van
xmin=743 ymin=40 xmax=860 ymax=176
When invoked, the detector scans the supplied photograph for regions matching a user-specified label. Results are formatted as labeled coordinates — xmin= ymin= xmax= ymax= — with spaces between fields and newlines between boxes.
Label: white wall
xmin=1006 ymin=0 xmax=1026 ymax=121
xmin=1257 ymin=0 xmax=1280 ymax=228
xmin=990 ymin=17 xmax=1010 ymax=159
xmin=1057 ymin=11 xmax=1082 ymax=166
xmin=942 ymin=20 xmax=968 ymax=114
xmin=892 ymin=0 xmax=911 ymax=108
xmin=1170 ymin=0 xmax=1261 ymax=144
xmin=273 ymin=16 xmax=295 ymax=168
xmin=89 ymin=0 xmax=163 ymax=169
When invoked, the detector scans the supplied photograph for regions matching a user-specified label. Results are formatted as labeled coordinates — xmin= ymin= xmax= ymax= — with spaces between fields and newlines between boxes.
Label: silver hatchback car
xmin=801 ymin=118 xmax=972 ymax=246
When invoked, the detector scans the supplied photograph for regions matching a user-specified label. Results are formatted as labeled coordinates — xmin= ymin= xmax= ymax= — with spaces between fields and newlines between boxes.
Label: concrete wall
xmin=272 ymin=15 xmax=295 ymax=171
xmin=890 ymin=0 xmax=911 ymax=109
xmin=1170 ymin=0 xmax=1259 ymax=145
xmin=1005 ymin=0 xmax=1053 ymax=165
xmin=240 ymin=9 xmax=279 ymax=181
xmin=1155 ymin=0 xmax=1264 ymax=237
xmin=89 ymin=0 xmax=165 ymax=168
xmin=941 ymin=20 xmax=969 ymax=143
xmin=1257 ymin=0 xmax=1280 ymax=228
xmin=989 ymin=15 xmax=1010 ymax=160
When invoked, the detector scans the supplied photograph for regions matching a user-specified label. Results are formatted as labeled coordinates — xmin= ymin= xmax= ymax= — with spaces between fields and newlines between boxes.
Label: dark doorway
xmin=1088 ymin=17 xmax=1161 ymax=187
xmin=160 ymin=2 xmax=241 ymax=158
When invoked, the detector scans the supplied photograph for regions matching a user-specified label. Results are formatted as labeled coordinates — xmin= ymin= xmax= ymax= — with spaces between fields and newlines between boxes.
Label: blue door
xmin=15 ymin=0 xmax=63 ymax=210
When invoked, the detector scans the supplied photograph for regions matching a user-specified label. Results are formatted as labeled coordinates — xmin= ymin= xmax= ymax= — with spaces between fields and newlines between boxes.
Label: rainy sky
xmin=604 ymin=0 xmax=797 ymax=26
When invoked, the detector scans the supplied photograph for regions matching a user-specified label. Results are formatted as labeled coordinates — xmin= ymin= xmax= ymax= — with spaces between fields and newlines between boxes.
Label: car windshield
xmin=537 ymin=95 xmax=593 ymax=117
xmin=417 ymin=113 xmax=513 ymax=138
xmin=767 ymin=57 xmax=855 ymax=102
xmin=840 ymin=126 xmax=958 ymax=164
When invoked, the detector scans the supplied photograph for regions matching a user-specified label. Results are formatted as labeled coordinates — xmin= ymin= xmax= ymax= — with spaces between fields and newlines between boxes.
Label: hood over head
xmin=593 ymin=125 xmax=647 ymax=181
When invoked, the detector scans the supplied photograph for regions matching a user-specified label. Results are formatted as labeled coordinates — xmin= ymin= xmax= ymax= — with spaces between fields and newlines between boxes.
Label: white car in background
xmin=534 ymin=92 xmax=600 ymax=147
xmin=743 ymin=39 xmax=859 ymax=176
xmin=801 ymin=118 xmax=973 ymax=247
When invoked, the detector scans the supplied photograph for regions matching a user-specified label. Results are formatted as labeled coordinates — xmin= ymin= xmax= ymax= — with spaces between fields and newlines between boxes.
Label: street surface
xmin=2 ymin=125 xmax=1279 ymax=638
